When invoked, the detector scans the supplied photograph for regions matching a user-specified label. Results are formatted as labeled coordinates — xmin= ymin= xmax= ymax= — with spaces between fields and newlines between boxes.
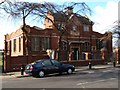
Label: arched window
xmin=84 ymin=42 xmax=90 ymax=51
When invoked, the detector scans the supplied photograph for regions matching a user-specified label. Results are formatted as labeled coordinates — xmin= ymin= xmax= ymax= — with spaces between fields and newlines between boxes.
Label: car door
xmin=51 ymin=60 xmax=61 ymax=73
xmin=42 ymin=60 xmax=55 ymax=74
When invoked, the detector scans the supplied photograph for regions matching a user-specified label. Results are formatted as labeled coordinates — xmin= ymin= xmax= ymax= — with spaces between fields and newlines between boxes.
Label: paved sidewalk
xmin=1 ymin=71 xmax=29 ymax=79
xmin=1 ymin=63 xmax=120 ymax=79
xmin=76 ymin=63 xmax=120 ymax=72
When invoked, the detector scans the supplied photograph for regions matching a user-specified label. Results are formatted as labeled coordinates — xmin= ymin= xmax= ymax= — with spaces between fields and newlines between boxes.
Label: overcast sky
xmin=0 ymin=0 xmax=119 ymax=49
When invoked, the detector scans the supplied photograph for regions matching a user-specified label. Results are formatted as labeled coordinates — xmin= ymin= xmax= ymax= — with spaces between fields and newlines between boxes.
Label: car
xmin=25 ymin=59 xmax=75 ymax=78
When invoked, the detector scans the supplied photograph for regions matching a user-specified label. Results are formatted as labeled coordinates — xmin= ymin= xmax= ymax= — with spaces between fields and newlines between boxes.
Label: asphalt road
xmin=2 ymin=67 xmax=119 ymax=89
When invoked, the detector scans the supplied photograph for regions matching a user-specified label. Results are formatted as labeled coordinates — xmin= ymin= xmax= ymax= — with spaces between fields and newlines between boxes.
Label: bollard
xmin=21 ymin=64 xmax=25 ymax=75
xmin=113 ymin=61 xmax=116 ymax=67
xmin=89 ymin=61 xmax=92 ymax=69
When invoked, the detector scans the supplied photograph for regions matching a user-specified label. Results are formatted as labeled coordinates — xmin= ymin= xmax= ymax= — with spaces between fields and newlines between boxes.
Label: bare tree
xmin=112 ymin=21 xmax=120 ymax=37
xmin=0 ymin=0 xmax=6 ymax=12
xmin=111 ymin=21 xmax=120 ymax=63
xmin=32 ymin=2 xmax=92 ymax=60
xmin=1 ymin=0 xmax=44 ymax=56
xmin=111 ymin=21 xmax=120 ymax=48
xmin=2 ymin=1 xmax=92 ymax=61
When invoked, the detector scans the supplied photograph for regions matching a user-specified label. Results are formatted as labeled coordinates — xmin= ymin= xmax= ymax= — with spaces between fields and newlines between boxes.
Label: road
xmin=2 ymin=67 xmax=119 ymax=89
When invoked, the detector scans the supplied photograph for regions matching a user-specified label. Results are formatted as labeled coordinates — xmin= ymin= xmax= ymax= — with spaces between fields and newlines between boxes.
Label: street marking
xmin=102 ymin=70 xmax=112 ymax=73
xmin=77 ymin=78 xmax=117 ymax=86
xmin=88 ymin=71 xmax=94 ymax=74
xmin=82 ymin=71 xmax=94 ymax=74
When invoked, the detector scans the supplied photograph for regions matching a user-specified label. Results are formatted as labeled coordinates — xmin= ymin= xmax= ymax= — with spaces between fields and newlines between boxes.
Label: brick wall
xmin=4 ymin=54 xmax=49 ymax=72
xmin=61 ymin=60 xmax=105 ymax=67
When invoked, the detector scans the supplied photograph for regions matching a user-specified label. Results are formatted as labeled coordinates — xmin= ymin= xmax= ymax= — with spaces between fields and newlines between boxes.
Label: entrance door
xmin=72 ymin=48 xmax=79 ymax=60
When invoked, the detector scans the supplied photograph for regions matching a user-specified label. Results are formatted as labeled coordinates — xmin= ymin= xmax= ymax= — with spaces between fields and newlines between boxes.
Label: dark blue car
xmin=25 ymin=59 xmax=75 ymax=77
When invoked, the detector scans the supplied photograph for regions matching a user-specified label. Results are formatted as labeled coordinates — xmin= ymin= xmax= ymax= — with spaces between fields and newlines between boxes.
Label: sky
xmin=0 ymin=0 xmax=119 ymax=49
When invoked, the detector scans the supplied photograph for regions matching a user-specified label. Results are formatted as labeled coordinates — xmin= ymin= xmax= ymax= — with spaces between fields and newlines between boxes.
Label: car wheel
xmin=67 ymin=68 xmax=73 ymax=74
xmin=38 ymin=70 xmax=45 ymax=78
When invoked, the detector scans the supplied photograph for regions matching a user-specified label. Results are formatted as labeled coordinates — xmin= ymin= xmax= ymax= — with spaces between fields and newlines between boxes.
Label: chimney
xmin=65 ymin=6 xmax=73 ymax=15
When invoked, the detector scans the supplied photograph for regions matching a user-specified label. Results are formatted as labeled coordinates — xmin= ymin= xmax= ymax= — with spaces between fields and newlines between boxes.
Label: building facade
xmin=4 ymin=8 xmax=112 ymax=72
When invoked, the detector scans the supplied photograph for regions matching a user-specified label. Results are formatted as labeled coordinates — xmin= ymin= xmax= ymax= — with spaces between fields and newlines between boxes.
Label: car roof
xmin=35 ymin=59 xmax=52 ymax=63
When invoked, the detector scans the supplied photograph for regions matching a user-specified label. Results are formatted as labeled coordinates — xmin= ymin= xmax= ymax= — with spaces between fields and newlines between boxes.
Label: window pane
xmin=73 ymin=26 xmax=77 ymax=31
xmin=96 ymin=39 xmax=102 ymax=50
xmin=43 ymin=60 xmax=52 ymax=66
xmin=51 ymin=60 xmax=60 ymax=65
xmin=62 ymin=41 xmax=67 ymax=51
xmin=84 ymin=42 xmax=90 ymax=51
xmin=19 ymin=38 xmax=21 ymax=52
xmin=14 ymin=39 xmax=16 ymax=52
xmin=42 ymin=37 xmax=50 ymax=50
xmin=35 ymin=37 xmax=40 ymax=51
xmin=31 ymin=37 xmax=40 ymax=51
xmin=84 ymin=25 xmax=89 ymax=31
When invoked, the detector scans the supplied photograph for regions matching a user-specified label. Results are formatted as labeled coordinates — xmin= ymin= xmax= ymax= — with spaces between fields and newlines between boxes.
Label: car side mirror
xmin=43 ymin=65 xmax=45 ymax=67
xmin=42 ymin=63 xmax=45 ymax=67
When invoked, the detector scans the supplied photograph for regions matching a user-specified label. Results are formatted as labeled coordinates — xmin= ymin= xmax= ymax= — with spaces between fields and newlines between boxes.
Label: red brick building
xmin=4 ymin=8 xmax=112 ymax=72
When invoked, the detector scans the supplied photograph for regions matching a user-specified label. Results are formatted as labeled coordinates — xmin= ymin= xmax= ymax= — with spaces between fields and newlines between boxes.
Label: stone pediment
xmin=70 ymin=30 xmax=80 ymax=36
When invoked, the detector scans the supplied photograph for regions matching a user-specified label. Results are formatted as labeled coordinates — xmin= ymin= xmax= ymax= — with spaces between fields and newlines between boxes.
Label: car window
xmin=51 ymin=60 xmax=60 ymax=66
xmin=35 ymin=60 xmax=41 ymax=63
xmin=42 ymin=60 xmax=52 ymax=66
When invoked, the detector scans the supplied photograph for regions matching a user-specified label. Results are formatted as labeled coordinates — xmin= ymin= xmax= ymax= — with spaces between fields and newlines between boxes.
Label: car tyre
xmin=67 ymin=68 xmax=73 ymax=74
xmin=38 ymin=70 xmax=45 ymax=78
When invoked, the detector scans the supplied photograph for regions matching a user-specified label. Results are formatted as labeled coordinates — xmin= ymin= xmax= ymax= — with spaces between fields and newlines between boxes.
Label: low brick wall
xmin=61 ymin=60 xmax=105 ymax=67
xmin=4 ymin=58 xmax=105 ymax=72
xmin=4 ymin=55 xmax=49 ymax=72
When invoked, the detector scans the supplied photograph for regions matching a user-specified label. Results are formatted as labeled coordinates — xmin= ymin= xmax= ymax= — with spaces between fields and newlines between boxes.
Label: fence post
xmin=113 ymin=61 xmax=116 ymax=67
xmin=21 ymin=64 xmax=25 ymax=75
xmin=88 ymin=60 xmax=92 ymax=69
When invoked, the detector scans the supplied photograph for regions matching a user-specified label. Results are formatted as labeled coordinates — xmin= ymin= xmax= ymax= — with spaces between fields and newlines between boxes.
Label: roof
xmin=53 ymin=12 xmax=93 ymax=25
xmin=77 ymin=15 xmax=94 ymax=25
xmin=53 ymin=13 xmax=68 ymax=22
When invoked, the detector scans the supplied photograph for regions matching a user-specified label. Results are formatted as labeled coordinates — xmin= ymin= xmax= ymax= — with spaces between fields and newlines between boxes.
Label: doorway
xmin=72 ymin=48 xmax=79 ymax=60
